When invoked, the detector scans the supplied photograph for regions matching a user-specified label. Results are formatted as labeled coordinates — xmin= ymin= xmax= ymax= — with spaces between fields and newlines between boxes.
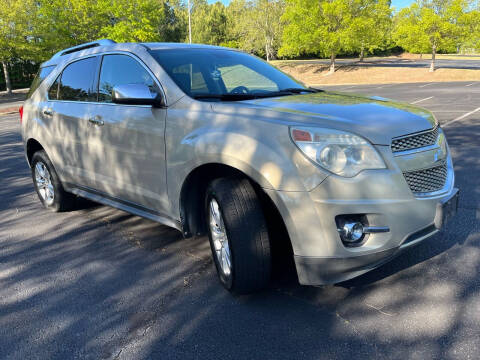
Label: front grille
xmin=391 ymin=127 xmax=439 ymax=152
xmin=403 ymin=161 xmax=447 ymax=193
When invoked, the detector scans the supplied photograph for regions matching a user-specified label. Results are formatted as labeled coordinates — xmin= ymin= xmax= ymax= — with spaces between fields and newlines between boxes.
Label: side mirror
xmin=112 ymin=84 xmax=165 ymax=108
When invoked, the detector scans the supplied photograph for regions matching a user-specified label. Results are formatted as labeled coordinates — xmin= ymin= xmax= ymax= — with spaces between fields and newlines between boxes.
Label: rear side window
xmin=27 ymin=65 xmax=56 ymax=98
xmin=98 ymin=54 xmax=156 ymax=103
xmin=58 ymin=57 xmax=98 ymax=102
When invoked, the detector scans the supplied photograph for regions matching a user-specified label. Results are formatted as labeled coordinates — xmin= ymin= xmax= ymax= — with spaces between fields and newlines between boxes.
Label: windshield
xmin=149 ymin=48 xmax=307 ymax=100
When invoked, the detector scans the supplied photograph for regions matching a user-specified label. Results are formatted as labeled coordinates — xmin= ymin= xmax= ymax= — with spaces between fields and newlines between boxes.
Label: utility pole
xmin=188 ymin=0 xmax=192 ymax=43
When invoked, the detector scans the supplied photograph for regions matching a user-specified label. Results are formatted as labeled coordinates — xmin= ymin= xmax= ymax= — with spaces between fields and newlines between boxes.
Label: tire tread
xmin=207 ymin=177 xmax=271 ymax=294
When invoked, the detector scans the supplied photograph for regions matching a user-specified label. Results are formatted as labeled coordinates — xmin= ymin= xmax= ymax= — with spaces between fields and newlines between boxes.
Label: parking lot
xmin=1 ymin=81 xmax=479 ymax=359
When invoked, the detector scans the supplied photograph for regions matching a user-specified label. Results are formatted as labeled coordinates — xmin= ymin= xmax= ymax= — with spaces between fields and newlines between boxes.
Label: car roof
xmin=41 ymin=40 xmax=237 ymax=67
xmin=141 ymin=42 xmax=230 ymax=51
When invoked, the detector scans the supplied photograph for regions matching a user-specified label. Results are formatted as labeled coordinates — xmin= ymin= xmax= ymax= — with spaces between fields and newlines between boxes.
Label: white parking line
xmin=419 ymin=83 xmax=433 ymax=88
xmin=411 ymin=96 xmax=434 ymax=104
xmin=443 ymin=106 xmax=480 ymax=126
xmin=376 ymin=84 xmax=394 ymax=89
xmin=338 ymin=85 xmax=357 ymax=90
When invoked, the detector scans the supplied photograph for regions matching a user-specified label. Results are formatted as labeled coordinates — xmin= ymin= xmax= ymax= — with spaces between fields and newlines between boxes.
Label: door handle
xmin=43 ymin=108 xmax=53 ymax=116
xmin=88 ymin=116 xmax=104 ymax=126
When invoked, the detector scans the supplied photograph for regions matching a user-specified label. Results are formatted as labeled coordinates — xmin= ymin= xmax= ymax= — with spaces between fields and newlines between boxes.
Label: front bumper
xmin=294 ymin=221 xmax=445 ymax=285
xmin=294 ymin=246 xmax=399 ymax=285
xmin=264 ymin=150 xmax=458 ymax=286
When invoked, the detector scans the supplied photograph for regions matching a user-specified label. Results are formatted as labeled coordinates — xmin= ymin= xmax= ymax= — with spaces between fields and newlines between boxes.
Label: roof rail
xmin=51 ymin=39 xmax=116 ymax=59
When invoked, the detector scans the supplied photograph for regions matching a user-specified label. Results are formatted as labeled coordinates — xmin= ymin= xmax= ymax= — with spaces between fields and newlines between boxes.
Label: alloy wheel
xmin=34 ymin=161 xmax=55 ymax=205
xmin=208 ymin=198 xmax=232 ymax=276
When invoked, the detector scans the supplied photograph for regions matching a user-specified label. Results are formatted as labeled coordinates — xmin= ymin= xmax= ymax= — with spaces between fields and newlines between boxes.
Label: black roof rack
xmin=51 ymin=39 xmax=116 ymax=59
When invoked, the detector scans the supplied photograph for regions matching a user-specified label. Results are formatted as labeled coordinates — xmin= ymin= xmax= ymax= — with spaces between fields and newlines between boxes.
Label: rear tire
xmin=206 ymin=177 xmax=271 ymax=294
xmin=31 ymin=150 xmax=76 ymax=212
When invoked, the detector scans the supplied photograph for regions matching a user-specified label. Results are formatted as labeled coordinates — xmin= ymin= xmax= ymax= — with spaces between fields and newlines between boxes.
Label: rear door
xmin=86 ymin=53 xmax=169 ymax=213
xmin=47 ymin=56 xmax=99 ymax=188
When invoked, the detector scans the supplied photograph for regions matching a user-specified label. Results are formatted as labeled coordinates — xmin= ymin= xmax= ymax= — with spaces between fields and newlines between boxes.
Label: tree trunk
xmin=2 ymin=62 xmax=12 ymax=95
xmin=429 ymin=44 xmax=436 ymax=72
xmin=359 ymin=47 xmax=365 ymax=62
xmin=265 ymin=42 xmax=270 ymax=62
xmin=328 ymin=52 xmax=336 ymax=74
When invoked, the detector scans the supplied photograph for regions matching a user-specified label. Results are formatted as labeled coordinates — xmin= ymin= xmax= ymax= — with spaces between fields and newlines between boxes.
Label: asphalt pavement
xmin=1 ymin=81 xmax=480 ymax=359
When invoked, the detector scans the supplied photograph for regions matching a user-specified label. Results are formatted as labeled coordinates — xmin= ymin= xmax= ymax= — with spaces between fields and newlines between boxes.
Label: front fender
xmin=167 ymin=127 xmax=328 ymax=217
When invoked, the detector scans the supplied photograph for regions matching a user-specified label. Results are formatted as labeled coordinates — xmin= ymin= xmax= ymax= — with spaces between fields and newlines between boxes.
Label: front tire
xmin=31 ymin=150 xmax=75 ymax=212
xmin=206 ymin=177 xmax=271 ymax=294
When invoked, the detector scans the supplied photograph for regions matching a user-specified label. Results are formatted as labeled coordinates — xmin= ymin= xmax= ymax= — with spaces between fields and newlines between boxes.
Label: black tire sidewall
xmin=205 ymin=191 xmax=234 ymax=290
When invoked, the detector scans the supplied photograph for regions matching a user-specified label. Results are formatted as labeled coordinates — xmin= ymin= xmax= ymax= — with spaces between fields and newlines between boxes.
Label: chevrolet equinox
xmin=21 ymin=40 xmax=459 ymax=294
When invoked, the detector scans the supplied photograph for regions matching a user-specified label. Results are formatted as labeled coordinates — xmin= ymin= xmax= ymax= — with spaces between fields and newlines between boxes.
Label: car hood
xmin=213 ymin=92 xmax=437 ymax=145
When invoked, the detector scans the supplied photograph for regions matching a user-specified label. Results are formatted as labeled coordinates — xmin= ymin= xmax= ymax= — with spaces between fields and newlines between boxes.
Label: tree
xmin=280 ymin=0 xmax=356 ymax=74
xmin=393 ymin=0 xmax=466 ymax=72
xmin=455 ymin=4 xmax=480 ymax=52
xmin=191 ymin=0 xmax=228 ymax=45
xmin=36 ymin=0 xmax=111 ymax=58
xmin=245 ymin=0 xmax=285 ymax=61
xmin=163 ymin=0 xmax=188 ymax=43
xmin=0 ymin=0 xmax=37 ymax=94
xmin=224 ymin=0 xmax=249 ymax=49
xmin=351 ymin=0 xmax=392 ymax=62
xmin=102 ymin=0 xmax=182 ymax=42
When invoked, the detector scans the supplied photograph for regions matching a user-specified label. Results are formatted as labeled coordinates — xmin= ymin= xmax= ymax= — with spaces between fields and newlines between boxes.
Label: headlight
xmin=290 ymin=127 xmax=386 ymax=177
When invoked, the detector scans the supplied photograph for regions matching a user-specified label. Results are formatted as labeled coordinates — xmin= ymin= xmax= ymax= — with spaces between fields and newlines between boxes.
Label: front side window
xmin=58 ymin=57 xmax=98 ymax=101
xmin=149 ymin=48 xmax=305 ymax=100
xmin=98 ymin=54 xmax=156 ymax=103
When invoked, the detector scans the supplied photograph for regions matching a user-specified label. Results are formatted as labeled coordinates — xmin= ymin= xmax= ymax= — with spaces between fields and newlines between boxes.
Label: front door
xmin=86 ymin=53 xmax=169 ymax=214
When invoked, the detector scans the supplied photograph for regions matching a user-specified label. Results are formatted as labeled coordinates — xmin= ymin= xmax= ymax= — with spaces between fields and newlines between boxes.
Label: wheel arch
xmin=179 ymin=162 xmax=296 ymax=277
xmin=179 ymin=163 xmax=290 ymax=245
xmin=26 ymin=138 xmax=45 ymax=167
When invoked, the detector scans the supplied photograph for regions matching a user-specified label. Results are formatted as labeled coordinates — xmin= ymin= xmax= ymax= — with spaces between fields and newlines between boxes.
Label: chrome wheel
xmin=34 ymin=161 xmax=54 ymax=205
xmin=208 ymin=198 xmax=232 ymax=276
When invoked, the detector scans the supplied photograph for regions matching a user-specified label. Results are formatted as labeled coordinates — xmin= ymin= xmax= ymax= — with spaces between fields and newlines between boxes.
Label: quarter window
xmin=58 ymin=57 xmax=98 ymax=102
xmin=48 ymin=75 xmax=60 ymax=100
xmin=27 ymin=65 xmax=56 ymax=99
xmin=98 ymin=54 xmax=157 ymax=103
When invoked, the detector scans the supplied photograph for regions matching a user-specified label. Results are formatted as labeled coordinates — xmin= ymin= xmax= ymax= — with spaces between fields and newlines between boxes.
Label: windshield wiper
xmin=192 ymin=92 xmax=294 ymax=101
xmin=279 ymin=87 xmax=323 ymax=93
xmin=192 ymin=88 xmax=324 ymax=102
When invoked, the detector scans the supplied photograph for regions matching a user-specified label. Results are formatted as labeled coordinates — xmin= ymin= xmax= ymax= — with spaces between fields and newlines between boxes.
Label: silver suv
xmin=21 ymin=40 xmax=459 ymax=293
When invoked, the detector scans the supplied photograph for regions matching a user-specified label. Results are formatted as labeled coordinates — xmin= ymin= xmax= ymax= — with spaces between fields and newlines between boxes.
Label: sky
xmin=207 ymin=0 xmax=416 ymax=10
xmin=390 ymin=0 xmax=415 ymax=9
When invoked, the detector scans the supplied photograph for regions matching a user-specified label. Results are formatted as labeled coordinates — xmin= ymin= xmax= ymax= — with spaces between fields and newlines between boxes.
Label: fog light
xmin=340 ymin=222 xmax=365 ymax=243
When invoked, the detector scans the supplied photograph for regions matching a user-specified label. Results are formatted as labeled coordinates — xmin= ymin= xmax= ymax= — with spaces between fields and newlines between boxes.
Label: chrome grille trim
xmin=403 ymin=161 xmax=448 ymax=194
xmin=392 ymin=126 xmax=439 ymax=153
